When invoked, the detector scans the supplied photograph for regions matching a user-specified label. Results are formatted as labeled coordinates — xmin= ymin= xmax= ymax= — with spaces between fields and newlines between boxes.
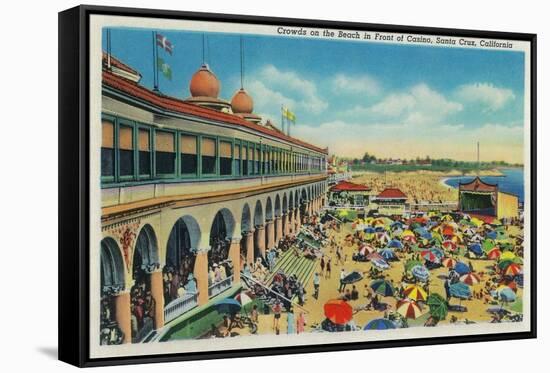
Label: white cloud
xmin=332 ymin=73 xmax=381 ymax=96
xmin=455 ymin=82 xmax=515 ymax=111
xmin=248 ymin=65 xmax=328 ymax=115
xmin=338 ymin=83 xmax=463 ymax=126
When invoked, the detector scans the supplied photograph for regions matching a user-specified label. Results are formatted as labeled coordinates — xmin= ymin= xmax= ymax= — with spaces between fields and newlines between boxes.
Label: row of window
xmin=101 ymin=115 xmax=327 ymax=185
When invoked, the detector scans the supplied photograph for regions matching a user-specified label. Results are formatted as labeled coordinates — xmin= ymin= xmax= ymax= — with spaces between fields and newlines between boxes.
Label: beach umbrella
xmin=497 ymin=287 xmax=517 ymax=303
xmin=388 ymin=239 xmax=404 ymax=249
xmin=498 ymin=280 xmax=518 ymax=293
xmin=364 ymin=318 xmax=396 ymax=330
xmin=442 ymin=240 xmax=457 ymax=252
xmin=379 ymin=248 xmax=397 ymax=261
xmin=213 ymin=298 xmax=242 ymax=314
xmin=372 ymin=258 xmax=390 ymax=270
xmin=449 ymin=282 xmax=471 ymax=300
xmin=396 ymin=299 xmax=423 ymax=319
xmin=468 ymin=243 xmax=483 ymax=256
xmin=441 ymin=214 xmax=454 ymax=222
xmin=324 ymin=299 xmax=353 ymax=325
xmin=442 ymin=225 xmax=455 ymax=237
xmin=500 ymin=251 xmax=516 ymax=261
xmin=427 ymin=293 xmax=448 ymax=321
xmin=487 ymin=248 xmax=502 ymax=260
xmin=370 ymin=279 xmax=395 ymax=297
xmin=364 ymin=227 xmax=376 ymax=234
xmin=460 ymin=273 xmax=481 ymax=286
xmin=454 ymin=261 xmax=471 ymax=275
xmin=391 ymin=221 xmax=404 ymax=230
xmin=405 ymin=260 xmax=424 ymax=272
xmin=234 ymin=291 xmax=255 ymax=306
xmin=487 ymin=231 xmax=498 ymax=240
xmin=442 ymin=257 xmax=457 ymax=268
xmin=497 ymin=259 xmax=515 ymax=271
xmin=411 ymin=265 xmax=430 ymax=282
xmin=421 ymin=249 xmax=439 ymax=263
xmin=482 ymin=239 xmax=496 ymax=253
xmin=377 ymin=232 xmax=391 ymax=244
xmin=403 ymin=284 xmax=428 ymax=301
xmin=402 ymin=229 xmax=415 ymax=238
xmin=342 ymin=271 xmax=364 ymax=284
xmin=504 ymin=263 xmax=522 ymax=276
xmin=470 ymin=217 xmax=484 ymax=227
xmin=430 ymin=247 xmax=445 ymax=259
xmin=367 ymin=252 xmax=384 ymax=262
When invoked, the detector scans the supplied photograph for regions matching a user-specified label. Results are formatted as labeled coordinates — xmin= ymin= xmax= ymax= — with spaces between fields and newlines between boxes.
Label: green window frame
xmin=137 ymin=125 xmax=152 ymax=180
xmin=200 ymin=136 xmax=217 ymax=177
xmin=180 ymin=132 xmax=198 ymax=178
xmin=154 ymin=129 xmax=176 ymax=178
xmin=219 ymin=137 xmax=233 ymax=177
xmin=101 ymin=114 xmax=116 ymax=184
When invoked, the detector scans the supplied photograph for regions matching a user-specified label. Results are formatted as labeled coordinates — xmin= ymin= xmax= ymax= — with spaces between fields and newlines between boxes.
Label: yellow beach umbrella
xmin=471 ymin=217 xmax=484 ymax=227
xmin=402 ymin=229 xmax=415 ymax=238
xmin=500 ymin=251 xmax=516 ymax=261
xmin=403 ymin=284 xmax=428 ymax=301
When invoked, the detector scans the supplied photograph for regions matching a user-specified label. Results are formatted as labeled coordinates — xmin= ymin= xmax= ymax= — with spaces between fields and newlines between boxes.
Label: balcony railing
xmin=208 ymin=275 xmax=233 ymax=298
xmin=164 ymin=292 xmax=199 ymax=324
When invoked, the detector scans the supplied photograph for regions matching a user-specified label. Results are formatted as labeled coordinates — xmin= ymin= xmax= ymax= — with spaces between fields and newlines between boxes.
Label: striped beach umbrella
xmin=487 ymin=248 xmax=502 ymax=260
xmin=442 ymin=240 xmax=457 ymax=252
xmin=504 ymin=263 xmax=522 ymax=276
xmin=442 ymin=257 xmax=457 ymax=268
xmin=403 ymin=284 xmax=428 ymax=301
xmin=421 ymin=249 xmax=439 ymax=263
xmin=396 ymin=299 xmax=423 ymax=319
xmin=460 ymin=273 xmax=481 ymax=286
xmin=370 ymin=279 xmax=395 ymax=297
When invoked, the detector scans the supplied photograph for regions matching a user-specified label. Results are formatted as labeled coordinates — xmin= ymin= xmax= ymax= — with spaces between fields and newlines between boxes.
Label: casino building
xmin=99 ymin=54 xmax=328 ymax=344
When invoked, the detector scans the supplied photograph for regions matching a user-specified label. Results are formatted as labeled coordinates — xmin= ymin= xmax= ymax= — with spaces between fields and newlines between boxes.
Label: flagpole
xmin=281 ymin=105 xmax=285 ymax=135
xmin=106 ymin=28 xmax=111 ymax=69
xmin=152 ymin=31 xmax=158 ymax=91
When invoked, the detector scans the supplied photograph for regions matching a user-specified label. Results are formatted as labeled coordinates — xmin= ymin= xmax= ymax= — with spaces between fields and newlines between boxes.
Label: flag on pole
xmin=282 ymin=107 xmax=297 ymax=123
xmin=156 ymin=33 xmax=173 ymax=54
xmin=157 ymin=57 xmax=172 ymax=80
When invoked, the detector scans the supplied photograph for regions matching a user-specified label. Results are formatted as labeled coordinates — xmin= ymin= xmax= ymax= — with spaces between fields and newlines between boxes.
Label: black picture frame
xmin=58 ymin=4 xmax=537 ymax=368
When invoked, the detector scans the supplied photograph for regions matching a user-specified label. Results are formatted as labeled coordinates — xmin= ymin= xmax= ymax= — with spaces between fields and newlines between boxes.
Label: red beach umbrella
xmin=324 ymin=299 xmax=353 ymax=325
xmin=487 ymin=248 xmax=502 ymax=260
xmin=460 ymin=273 xmax=481 ymax=286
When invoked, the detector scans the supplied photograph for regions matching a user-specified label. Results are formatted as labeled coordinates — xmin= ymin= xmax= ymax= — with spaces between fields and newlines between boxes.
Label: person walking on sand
xmin=339 ymin=268 xmax=347 ymax=292
xmin=296 ymin=312 xmax=306 ymax=334
xmin=313 ymin=272 xmax=320 ymax=299
xmin=286 ymin=307 xmax=295 ymax=334
xmin=272 ymin=301 xmax=282 ymax=332
xmin=320 ymin=256 xmax=325 ymax=276
xmin=326 ymin=258 xmax=332 ymax=279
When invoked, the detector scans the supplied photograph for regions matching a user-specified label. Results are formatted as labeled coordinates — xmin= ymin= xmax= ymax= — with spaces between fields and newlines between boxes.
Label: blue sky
xmin=103 ymin=27 xmax=525 ymax=163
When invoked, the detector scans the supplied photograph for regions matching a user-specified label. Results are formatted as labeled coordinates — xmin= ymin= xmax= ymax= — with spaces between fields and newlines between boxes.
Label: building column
xmin=275 ymin=216 xmax=283 ymax=245
xmin=228 ymin=237 xmax=241 ymax=283
xmin=194 ymin=250 xmax=209 ymax=306
xmin=245 ymin=231 xmax=255 ymax=265
xmin=150 ymin=270 xmax=165 ymax=330
xmin=114 ymin=291 xmax=131 ymax=344
xmin=266 ymin=220 xmax=275 ymax=250
xmin=295 ymin=209 xmax=301 ymax=231
xmin=282 ymin=213 xmax=289 ymax=236
xmin=254 ymin=225 xmax=266 ymax=258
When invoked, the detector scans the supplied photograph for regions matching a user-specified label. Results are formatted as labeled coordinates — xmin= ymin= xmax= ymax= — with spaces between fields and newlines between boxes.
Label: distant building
xmin=373 ymin=188 xmax=408 ymax=215
xmin=458 ymin=177 xmax=518 ymax=220
xmin=329 ymin=180 xmax=371 ymax=206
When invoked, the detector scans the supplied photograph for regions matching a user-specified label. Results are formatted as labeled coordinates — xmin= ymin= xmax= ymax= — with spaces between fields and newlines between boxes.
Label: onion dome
xmin=231 ymin=88 xmax=254 ymax=114
xmin=189 ymin=64 xmax=220 ymax=98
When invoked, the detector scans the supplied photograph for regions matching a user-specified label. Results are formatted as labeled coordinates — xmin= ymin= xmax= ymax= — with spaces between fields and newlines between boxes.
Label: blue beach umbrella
xmin=454 ymin=262 xmax=471 ymax=275
xmin=449 ymin=282 xmax=471 ymax=300
xmin=364 ymin=227 xmax=376 ymax=234
xmin=388 ymin=239 xmax=404 ymax=249
xmin=498 ymin=287 xmax=517 ymax=303
xmin=411 ymin=265 xmax=430 ymax=282
xmin=487 ymin=231 xmax=498 ymax=240
xmin=213 ymin=298 xmax=242 ymax=314
xmin=468 ymin=243 xmax=483 ymax=256
xmin=379 ymin=248 xmax=397 ymax=261
xmin=364 ymin=318 xmax=396 ymax=330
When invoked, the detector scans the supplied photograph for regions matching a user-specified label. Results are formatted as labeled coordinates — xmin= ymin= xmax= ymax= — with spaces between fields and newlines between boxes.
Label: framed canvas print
xmin=58 ymin=5 xmax=537 ymax=367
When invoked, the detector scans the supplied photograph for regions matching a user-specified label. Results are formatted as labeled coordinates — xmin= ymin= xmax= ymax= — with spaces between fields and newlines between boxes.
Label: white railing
xmin=208 ymin=275 xmax=233 ymax=298
xmin=163 ymin=292 xmax=199 ymax=324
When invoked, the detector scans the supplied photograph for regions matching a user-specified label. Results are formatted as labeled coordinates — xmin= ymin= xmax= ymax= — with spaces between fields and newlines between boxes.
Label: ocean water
xmin=443 ymin=168 xmax=525 ymax=203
